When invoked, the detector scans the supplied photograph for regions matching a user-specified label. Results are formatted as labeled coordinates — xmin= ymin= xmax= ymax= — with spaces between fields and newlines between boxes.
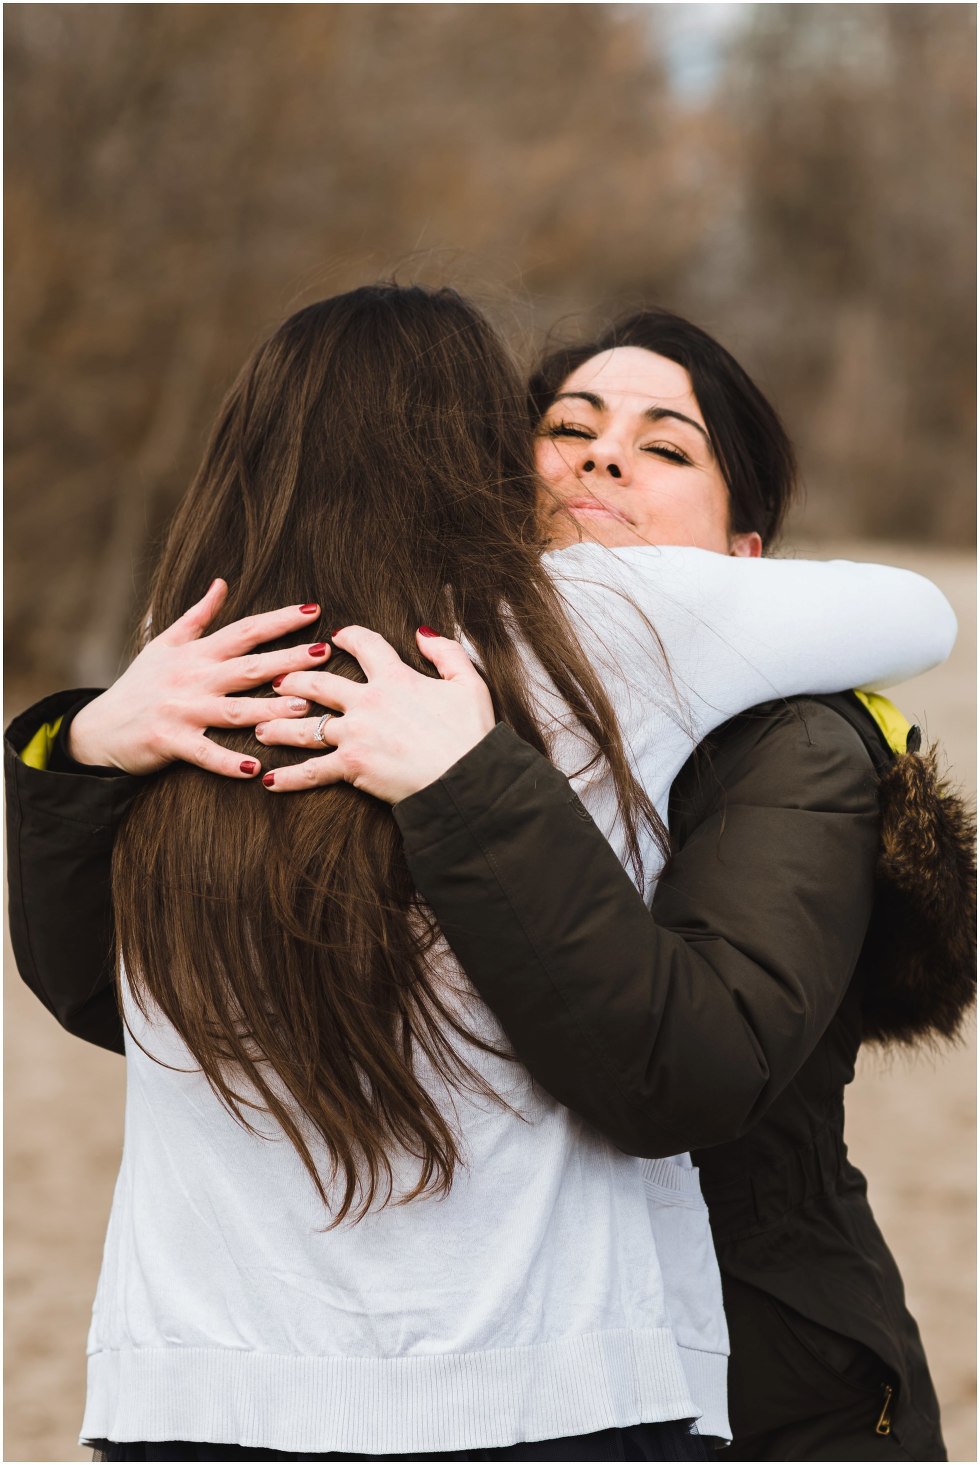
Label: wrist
xmin=401 ymin=727 xmax=494 ymax=803
xmin=393 ymin=723 xmax=508 ymax=810
xmin=67 ymin=698 xmax=123 ymax=770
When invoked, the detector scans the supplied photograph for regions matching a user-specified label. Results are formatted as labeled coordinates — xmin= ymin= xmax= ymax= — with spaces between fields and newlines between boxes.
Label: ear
xmin=729 ymin=532 xmax=763 ymax=558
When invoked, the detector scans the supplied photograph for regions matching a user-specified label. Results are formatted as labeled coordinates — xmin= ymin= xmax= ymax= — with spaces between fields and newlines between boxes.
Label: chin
xmin=545 ymin=506 xmax=640 ymax=550
xmin=573 ymin=518 xmax=645 ymax=549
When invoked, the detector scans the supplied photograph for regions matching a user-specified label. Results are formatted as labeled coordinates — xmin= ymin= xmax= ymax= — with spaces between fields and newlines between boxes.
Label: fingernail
xmin=330 ymin=628 xmax=343 ymax=638
xmin=299 ymin=603 xmax=319 ymax=615
xmin=262 ymin=772 xmax=276 ymax=788
xmin=309 ymin=642 xmax=327 ymax=658
xmin=418 ymin=625 xmax=439 ymax=638
xmin=254 ymin=726 xmax=266 ymax=739
xmin=272 ymin=675 xmax=286 ymax=688
xmin=240 ymin=759 xmax=258 ymax=775
xmin=288 ymin=699 xmax=307 ymax=712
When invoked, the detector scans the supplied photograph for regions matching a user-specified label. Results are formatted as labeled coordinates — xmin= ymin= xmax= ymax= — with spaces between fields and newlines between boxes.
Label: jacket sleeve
xmin=394 ymin=701 xmax=881 ymax=1157
xmin=5 ymin=691 xmax=139 ymax=1054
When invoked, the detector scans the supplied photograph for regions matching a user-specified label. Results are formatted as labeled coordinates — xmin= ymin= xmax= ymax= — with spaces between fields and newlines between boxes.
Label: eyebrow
xmin=552 ymin=391 xmax=713 ymax=453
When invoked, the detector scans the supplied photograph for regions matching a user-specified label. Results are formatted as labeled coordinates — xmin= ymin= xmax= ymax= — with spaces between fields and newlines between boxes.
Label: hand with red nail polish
xmin=257 ymin=623 xmax=494 ymax=801
xmin=67 ymin=584 xmax=328 ymax=779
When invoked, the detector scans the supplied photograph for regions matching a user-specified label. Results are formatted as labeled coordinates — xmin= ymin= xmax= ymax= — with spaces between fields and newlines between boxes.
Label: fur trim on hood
xmin=860 ymin=743 xmax=977 ymax=1048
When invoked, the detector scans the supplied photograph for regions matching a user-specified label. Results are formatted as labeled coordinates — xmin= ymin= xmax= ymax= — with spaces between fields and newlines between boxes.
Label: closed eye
xmin=543 ymin=423 xmax=692 ymax=464
xmin=541 ymin=421 xmax=595 ymax=441
xmin=644 ymin=443 xmax=691 ymax=465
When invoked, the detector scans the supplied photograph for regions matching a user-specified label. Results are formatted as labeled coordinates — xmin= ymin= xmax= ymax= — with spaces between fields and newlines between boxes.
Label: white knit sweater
xmin=82 ymin=547 xmax=955 ymax=1454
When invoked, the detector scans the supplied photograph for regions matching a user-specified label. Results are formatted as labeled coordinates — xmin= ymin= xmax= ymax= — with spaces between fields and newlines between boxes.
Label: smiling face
xmin=535 ymin=346 xmax=761 ymax=556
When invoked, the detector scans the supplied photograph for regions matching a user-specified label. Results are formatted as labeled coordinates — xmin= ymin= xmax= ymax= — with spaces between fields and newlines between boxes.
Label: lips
xmin=563 ymin=498 xmax=633 ymax=526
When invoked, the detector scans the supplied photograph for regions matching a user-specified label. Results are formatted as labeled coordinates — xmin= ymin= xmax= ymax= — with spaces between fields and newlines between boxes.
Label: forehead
xmin=559 ymin=347 xmax=698 ymax=416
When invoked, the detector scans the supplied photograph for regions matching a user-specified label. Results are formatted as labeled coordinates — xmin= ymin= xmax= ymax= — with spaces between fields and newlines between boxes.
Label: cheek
xmin=631 ymin=470 xmax=731 ymax=547
xmin=681 ymin=470 xmax=729 ymax=530
xmin=705 ymin=473 xmax=733 ymax=537
xmin=534 ymin=439 xmax=570 ymax=489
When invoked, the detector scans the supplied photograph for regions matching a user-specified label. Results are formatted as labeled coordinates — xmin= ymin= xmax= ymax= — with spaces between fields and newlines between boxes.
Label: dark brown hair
xmin=113 ymin=284 xmax=661 ymax=1224
xmin=529 ymin=308 xmax=799 ymax=547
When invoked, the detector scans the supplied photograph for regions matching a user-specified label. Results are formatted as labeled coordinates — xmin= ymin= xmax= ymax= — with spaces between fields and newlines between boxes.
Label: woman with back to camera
xmin=4 ymin=289 xmax=961 ymax=1462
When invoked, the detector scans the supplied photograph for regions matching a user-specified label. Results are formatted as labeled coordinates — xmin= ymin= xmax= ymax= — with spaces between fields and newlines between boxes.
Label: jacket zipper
xmin=876 ymin=1382 xmax=895 ymax=1436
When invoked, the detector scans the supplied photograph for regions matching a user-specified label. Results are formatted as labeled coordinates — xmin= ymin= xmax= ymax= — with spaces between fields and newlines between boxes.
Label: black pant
xmin=91 ymin=1420 xmax=710 ymax=1463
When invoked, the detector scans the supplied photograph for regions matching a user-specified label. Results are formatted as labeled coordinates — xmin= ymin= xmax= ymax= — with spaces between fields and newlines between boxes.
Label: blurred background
xmin=5 ymin=2 xmax=977 ymax=693
xmin=4 ymin=5 xmax=976 ymax=1462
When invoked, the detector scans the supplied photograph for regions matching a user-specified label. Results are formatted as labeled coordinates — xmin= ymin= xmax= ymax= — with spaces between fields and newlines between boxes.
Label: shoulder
xmin=541 ymin=544 xmax=729 ymax=616
xmin=669 ymin=696 xmax=881 ymax=835
xmin=695 ymin=694 xmax=879 ymax=779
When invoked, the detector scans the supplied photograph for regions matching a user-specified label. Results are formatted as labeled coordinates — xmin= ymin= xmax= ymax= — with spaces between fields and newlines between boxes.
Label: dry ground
xmin=4 ymin=543 xmax=976 ymax=1464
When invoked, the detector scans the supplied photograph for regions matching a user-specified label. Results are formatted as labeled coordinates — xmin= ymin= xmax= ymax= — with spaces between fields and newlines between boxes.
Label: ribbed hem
xmin=677 ymin=1346 xmax=729 ymax=1444
xmin=638 ymin=1158 xmax=703 ymax=1199
xmin=82 ymin=1329 xmax=700 ymax=1454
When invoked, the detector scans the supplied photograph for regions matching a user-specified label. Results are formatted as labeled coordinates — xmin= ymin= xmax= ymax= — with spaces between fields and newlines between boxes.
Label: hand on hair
xmin=259 ymin=625 xmax=496 ymax=802
xmin=67 ymin=579 xmax=324 ymax=778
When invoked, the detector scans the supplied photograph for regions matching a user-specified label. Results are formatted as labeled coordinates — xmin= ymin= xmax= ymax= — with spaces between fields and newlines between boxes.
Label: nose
xmin=579 ymin=437 xmax=630 ymax=485
xmin=583 ymin=459 xmax=622 ymax=480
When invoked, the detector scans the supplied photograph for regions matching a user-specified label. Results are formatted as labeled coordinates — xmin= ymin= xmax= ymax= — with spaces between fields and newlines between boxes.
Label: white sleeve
xmin=547 ymin=544 xmax=957 ymax=746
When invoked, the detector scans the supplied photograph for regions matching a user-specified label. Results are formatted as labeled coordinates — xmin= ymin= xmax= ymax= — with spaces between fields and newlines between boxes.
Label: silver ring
xmin=312 ymin=712 xmax=334 ymax=745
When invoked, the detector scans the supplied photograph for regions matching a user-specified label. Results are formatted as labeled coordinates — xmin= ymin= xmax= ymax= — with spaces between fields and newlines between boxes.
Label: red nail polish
xmin=240 ymin=760 xmax=258 ymax=775
xmin=262 ymin=772 xmax=276 ymax=787
xmin=309 ymin=642 xmax=327 ymax=658
xmin=272 ymin=675 xmax=286 ymax=688
xmin=299 ymin=603 xmax=318 ymax=615
xmin=418 ymin=625 xmax=439 ymax=638
xmin=330 ymin=628 xmax=343 ymax=638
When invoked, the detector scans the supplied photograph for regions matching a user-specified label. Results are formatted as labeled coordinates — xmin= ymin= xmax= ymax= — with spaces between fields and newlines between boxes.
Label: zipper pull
xmin=876 ymin=1383 xmax=895 ymax=1436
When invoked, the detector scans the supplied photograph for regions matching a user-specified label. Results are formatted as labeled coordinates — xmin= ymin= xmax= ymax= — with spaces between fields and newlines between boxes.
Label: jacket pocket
xmin=767 ymin=1292 xmax=889 ymax=1396
xmin=725 ymin=1274 xmax=893 ymax=1440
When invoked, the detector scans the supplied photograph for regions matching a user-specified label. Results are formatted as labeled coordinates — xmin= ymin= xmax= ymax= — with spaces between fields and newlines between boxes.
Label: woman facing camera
xmin=5 ymin=293 xmax=964 ymax=1462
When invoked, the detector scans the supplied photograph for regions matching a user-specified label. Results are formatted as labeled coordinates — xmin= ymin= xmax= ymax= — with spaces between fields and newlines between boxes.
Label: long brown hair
xmin=114 ymin=284 xmax=660 ymax=1223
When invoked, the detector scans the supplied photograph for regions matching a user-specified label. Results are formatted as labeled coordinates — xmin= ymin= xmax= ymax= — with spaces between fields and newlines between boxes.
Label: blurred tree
xmin=705 ymin=3 xmax=976 ymax=542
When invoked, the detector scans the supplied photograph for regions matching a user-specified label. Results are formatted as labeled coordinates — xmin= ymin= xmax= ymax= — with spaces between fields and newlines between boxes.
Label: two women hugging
xmin=6 ymin=286 xmax=974 ymax=1463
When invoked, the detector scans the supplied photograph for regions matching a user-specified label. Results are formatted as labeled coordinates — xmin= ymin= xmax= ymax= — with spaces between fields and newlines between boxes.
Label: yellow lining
xmin=19 ymin=717 xmax=64 ymax=771
xmin=853 ymin=692 xmax=912 ymax=757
